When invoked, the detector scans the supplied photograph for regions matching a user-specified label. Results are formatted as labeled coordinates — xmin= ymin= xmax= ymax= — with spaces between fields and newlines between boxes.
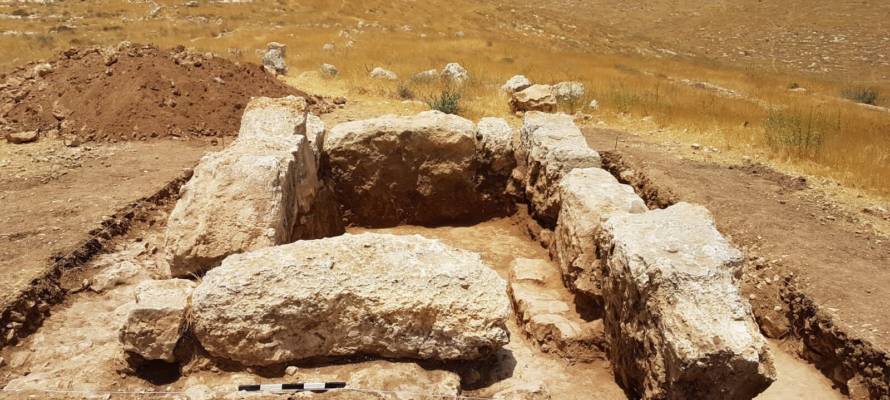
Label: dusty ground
xmin=0 ymin=137 xmax=212 ymax=318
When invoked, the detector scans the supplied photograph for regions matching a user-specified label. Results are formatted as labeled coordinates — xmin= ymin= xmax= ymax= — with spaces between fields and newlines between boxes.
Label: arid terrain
xmin=1 ymin=1 xmax=889 ymax=400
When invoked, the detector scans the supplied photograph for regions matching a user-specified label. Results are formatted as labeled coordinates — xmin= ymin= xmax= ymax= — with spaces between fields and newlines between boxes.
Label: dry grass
xmin=2 ymin=0 xmax=889 ymax=197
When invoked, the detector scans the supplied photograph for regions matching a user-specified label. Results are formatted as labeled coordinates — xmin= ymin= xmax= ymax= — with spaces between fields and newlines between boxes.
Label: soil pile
xmin=0 ymin=42 xmax=329 ymax=142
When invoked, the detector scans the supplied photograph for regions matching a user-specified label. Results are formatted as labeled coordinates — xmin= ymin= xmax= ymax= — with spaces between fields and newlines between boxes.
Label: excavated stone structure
xmin=598 ymin=203 xmax=776 ymax=399
xmin=190 ymin=233 xmax=510 ymax=366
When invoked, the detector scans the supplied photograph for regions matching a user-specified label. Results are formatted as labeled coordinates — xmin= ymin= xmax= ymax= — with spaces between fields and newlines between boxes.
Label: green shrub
xmin=763 ymin=108 xmax=836 ymax=158
xmin=425 ymin=89 xmax=461 ymax=115
xmin=841 ymin=86 xmax=880 ymax=105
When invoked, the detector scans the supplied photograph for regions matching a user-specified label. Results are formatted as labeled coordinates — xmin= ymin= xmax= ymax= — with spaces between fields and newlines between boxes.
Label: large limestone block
xmin=476 ymin=117 xmax=518 ymax=209
xmin=190 ymin=233 xmax=511 ymax=366
xmin=165 ymin=97 xmax=326 ymax=277
xmin=553 ymin=167 xmax=647 ymax=300
xmin=517 ymin=112 xmax=601 ymax=226
xmin=119 ymin=279 xmax=195 ymax=362
xmin=325 ymin=111 xmax=494 ymax=227
xmin=599 ymin=202 xmax=776 ymax=399
xmin=510 ymin=84 xmax=557 ymax=113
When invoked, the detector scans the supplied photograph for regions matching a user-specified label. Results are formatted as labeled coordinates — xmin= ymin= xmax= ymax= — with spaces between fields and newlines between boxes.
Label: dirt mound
xmin=0 ymin=43 xmax=329 ymax=142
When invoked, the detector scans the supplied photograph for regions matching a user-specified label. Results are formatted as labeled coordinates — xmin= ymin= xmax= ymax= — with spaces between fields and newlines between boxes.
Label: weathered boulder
xmin=502 ymin=75 xmax=532 ymax=93
xmin=119 ymin=279 xmax=195 ymax=362
xmin=510 ymin=84 xmax=556 ymax=113
xmin=5 ymin=130 xmax=38 ymax=144
xmin=441 ymin=62 xmax=469 ymax=84
xmin=599 ymin=202 xmax=776 ymax=399
xmin=164 ymin=97 xmax=326 ymax=277
xmin=190 ymin=233 xmax=511 ymax=366
xmin=517 ymin=112 xmax=601 ymax=226
xmin=325 ymin=111 xmax=502 ymax=226
xmin=369 ymin=67 xmax=398 ymax=80
xmin=262 ymin=42 xmax=287 ymax=75
xmin=552 ymin=167 xmax=646 ymax=301
xmin=552 ymin=81 xmax=585 ymax=101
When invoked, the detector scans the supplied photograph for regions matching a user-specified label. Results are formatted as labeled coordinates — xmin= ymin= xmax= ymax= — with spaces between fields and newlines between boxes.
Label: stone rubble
xmin=369 ymin=66 xmax=398 ymax=80
xmin=261 ymin=42 xmax=287 ymax=75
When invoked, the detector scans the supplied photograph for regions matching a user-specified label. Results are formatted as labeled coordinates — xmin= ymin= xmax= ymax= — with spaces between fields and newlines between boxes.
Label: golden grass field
xmin=2 ymin=0 xmax=889 ymax=197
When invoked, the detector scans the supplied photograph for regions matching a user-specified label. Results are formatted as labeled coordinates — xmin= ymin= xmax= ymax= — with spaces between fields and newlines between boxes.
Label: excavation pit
xmin=0 ymin=98 xmax=847 ymax=400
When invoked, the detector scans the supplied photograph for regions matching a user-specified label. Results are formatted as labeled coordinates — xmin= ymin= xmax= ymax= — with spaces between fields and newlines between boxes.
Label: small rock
xmin=90 ymin=261 xmax=140 ymax=292
xmin=413 ymin=69 xmax=439 ymax=81
xmin=502 ymin=75 xmax=532 ymax=93
xmin=493 ymin=382 xmax=552 ymax=399
xmin=32 ymin=63 xmax=53 ymax=78
xmin=262 ymin=42 xmax=288 ymax=76
xmin=369 ymin=67 xmax=397 ymax=80
xmin=552 ymin=81 xmax=585 ymax=101
xmin=691 ymin=143 xmax=702 ymax=150
xmin=184 ymin=385 xmax=214 ymax=400
xmin=5 ymin=131 xmax=38 ymax=144
xmin=63 ymin=134 xmax=81 ymax=147
xmin=333 ymin=96 xmax=347 ymax=105
xmin=0 ymin=357 xmax=5 ymax=367
xmin=863 ymin=205 xmax=888 ymax=216
xmin=185 ymin=1 xmax=198 ymax=7
xmin=588 ymin=99 xmax=599 ymax=110
xmin=322 ymin=43 xmax=335 ymax=52
xmin=321 ymin=63 xmax=338 ymax=77
xmin=441 ymin=62 xmax=469 ymax=84
xmin=285 ymin=366 xmax=298 ymax=376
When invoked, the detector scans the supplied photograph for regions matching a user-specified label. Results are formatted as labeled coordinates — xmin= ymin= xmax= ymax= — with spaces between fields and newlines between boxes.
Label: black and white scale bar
xmin=238 ymin=382 xmax=347 ymax=392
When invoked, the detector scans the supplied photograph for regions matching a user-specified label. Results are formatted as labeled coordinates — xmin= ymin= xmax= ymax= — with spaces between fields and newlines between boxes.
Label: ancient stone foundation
xmin=122 ymin=100 xmax=775 ymax=398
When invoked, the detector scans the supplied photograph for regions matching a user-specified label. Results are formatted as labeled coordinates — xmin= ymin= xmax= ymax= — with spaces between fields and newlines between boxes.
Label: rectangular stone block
xmin=552 ymin=167 xmax=647 ymax=302
xmin=599 ymin=202 xmax=776 ymax=399
xmin=516 ymin=112 xmax=601 ymax=226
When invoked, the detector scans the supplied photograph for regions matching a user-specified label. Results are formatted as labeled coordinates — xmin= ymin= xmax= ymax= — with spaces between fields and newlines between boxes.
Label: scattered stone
xmin=322 ymin=43 xmax=335 ymax=52
xmin=119 ymin=279 xmax=195 ymax=362
xmin=325 ymin=111 xmax=504 ymax=226
xmin=262 ymin=42 xmax=288 ymax=75
xmin=90 ymin=261 xmax=141 ymax=292
xmin=552 ymin=167 xmax=647 ymax=300
xmin=863 ymin=205 xmax=888 ymax=216
xmin=333 ymin=96 xmax=347 ymax=105
xmin=510 ymin=84 xmax=557 ymax=113
xmin=502 ymin=75 xmax=532 ymax=93
xmin=285 ymin=366 xmax=299 ymax=376
xmin=413 ymin=69 xmax=439 ymax=81
xmin=599 ymin=202 xmax=776 ymax=399
xmin=588 ymin=99 xmax=599 ymax=110
xmin=691 ymin=143 xmax=702 ymax=150
xmin=441 ymin=62 xmax=469 ymax=84
xmin=320 ymin=63 xmax=338 ymax=77
xmin=32 ymin=63 xmax=53 ymax=78
xmin=164 ymin=97 xmax=334 ymax=277
xmin=552 ymin=81 xmax=585 ymax=101
xmin=5 ymin=130 xmax=38 ymax=144
xmin=190 ymin=233 xmax=510 ymax=366
xmin=516 ymin=112 xmax=602 ymax=226
xmin=369 ymin=67 xmax=397 ymax=80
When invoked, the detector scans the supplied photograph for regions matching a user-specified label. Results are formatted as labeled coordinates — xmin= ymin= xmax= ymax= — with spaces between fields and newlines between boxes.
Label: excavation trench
xmin=0 ymin=102 xmax=851 ymax=399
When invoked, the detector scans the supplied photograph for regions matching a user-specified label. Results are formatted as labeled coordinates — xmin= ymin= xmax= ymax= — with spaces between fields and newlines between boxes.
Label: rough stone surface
xmin=414 ymin=69 xmax=438 ymax=81
xmin=119 ymin=279 xmax=195 ymax=362
xmin=164 ymin=97 xmax=327 ymax=277
xmin=502 ymin=75 xmax=532 ymax=93
xmin=305 ymin=113 xmax=326 ymax=161
xmin=493 ymin=382 xmax=552 ymax=400
xmin=508 ymin=258 xmax=606 ymax=361
xmin=325 ymin=111 xmax=504 ymax=227
xmin=552 ymin=81 xmax=585 ymax=101
xmin=553 ymin=167 xmax=647 ymax=300
xmin=510 ymin=84 xmax=556 ymax=113
xmin=90 ymin=260 xmax=141 ymax=292
xmin=441 ymin=62 xmax=469 ymax=84
xmin=599 ymin=202 xmax=776 ymax=399
xmin=262 ymin=42 xmax=287 ymax=75
xmin=190 ymin=233 xmax=511 ymax=366
xmin=517 ymin=112 xmax=602 ymax=226
xmin=369 ymin=67 xmax=398 ymax=80
xmin=475 ymin=117 xmax=518 ymax=210
xmin=5 ymin=130 xmax=38 ymax=144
